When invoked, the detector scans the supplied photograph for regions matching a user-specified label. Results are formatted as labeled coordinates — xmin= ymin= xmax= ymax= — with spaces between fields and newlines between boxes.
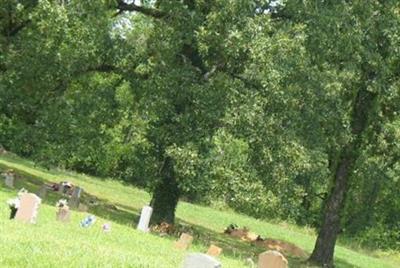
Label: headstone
xmin=4 ymin=171 xmax=15 ymax=188
xmin=69 ymin=187 xmax=82 ymax=209
xmin=58 ymin=184 xmax=65 ymax=194
xmin=182 ymin=253 xmax=222 ymax=268
xmin=15 ymin=193 xmax=41 ymax=224
xmin=257 ymin=251 xmax=288 ymax=268
xmin=137 ymin=205 xmax=153 ymax=232
xmin=206 ymin=245 xmax=222 ymax=257
xmin=56 ymin=206 xmax=71 ymax=223
xmin=37 ymin=184 xmax=47 ymax=199
xmin=175 ymin=233 xmax=194 ymax=250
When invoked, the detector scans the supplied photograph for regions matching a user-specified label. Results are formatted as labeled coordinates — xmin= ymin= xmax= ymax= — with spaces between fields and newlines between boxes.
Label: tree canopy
xmin=1 ymin=1 xmax=399 ymax=267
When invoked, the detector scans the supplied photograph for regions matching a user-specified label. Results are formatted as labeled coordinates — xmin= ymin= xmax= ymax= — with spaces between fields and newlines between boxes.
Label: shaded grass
xmin=0 ymin=153 xmax=398 ymax=268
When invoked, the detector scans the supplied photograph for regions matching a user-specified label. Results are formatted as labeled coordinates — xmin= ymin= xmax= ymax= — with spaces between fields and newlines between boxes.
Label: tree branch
xmin=116 ymin=0 xmax=165 ymax=18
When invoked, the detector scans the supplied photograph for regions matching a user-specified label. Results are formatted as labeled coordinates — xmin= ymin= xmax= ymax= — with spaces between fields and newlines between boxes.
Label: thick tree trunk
xmin=150 ymin=156 xmax=180 ymax=224
xmin=309 ymin=152 xmax=352 ymax=267
xmin=309 ymin=90 xmax=376 ymax=267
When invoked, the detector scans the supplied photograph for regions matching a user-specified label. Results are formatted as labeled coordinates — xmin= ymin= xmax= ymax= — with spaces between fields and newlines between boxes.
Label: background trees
xmin=0 ymin=1 xmax=399 ymax=266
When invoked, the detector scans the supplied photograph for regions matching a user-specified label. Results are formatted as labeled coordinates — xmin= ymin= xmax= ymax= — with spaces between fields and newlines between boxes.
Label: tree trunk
xmin=309 ymin=90 xmax=376 ymax=267
xmin=309 ymin=151 xmax=352 ymax=267
xmin=150 ymin=156 xmax=180 ymax=224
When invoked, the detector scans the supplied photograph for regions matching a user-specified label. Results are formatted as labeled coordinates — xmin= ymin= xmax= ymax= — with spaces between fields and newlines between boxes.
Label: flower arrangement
xmin=7 ymin=197 xmax=20 ymax=209
xmin=56 ymin=199 xmax=68 ymax=208
xmin=80 ymin=215 xmax=96 ymax=228
xmin=7 ymin=196 xmax=21 ymax=219
xmin=102 ymin=223 xmax=111 ymax=233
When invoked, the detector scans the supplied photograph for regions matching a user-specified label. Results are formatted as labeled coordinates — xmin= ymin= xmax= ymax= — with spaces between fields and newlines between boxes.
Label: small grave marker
xmin=56 ymin=206 xmax=71 ymax=223
xmin=175 ymin=233 xmax=193 ymax=250
xmin=182 ymin=253 xmax=222 ymax=268
xmin=257 ymin=250 xmax=288 ymax=268
xmin=206 ymin=245 xmax=222 ymax=257
xmin=15 ymin=193 xmax=41 ymax=224
xmin=137 ymin=205 xmax=153 ymax=232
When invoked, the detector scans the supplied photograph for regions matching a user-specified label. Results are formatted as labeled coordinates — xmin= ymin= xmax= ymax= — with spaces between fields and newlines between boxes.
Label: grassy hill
xmin=0 ymin=153 xmax=398 ymax=268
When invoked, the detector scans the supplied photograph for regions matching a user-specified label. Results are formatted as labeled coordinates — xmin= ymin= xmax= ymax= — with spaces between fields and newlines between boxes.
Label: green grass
xmin=0 ymin=153 xmax=398 ymax=268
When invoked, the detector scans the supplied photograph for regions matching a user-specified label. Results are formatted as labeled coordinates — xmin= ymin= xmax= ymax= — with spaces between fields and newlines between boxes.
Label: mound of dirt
xmin=224 ymin=224 xmax=307 ymax=258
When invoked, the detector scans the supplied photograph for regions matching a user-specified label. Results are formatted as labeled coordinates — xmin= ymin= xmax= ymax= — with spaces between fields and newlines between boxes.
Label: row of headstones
xmin=137 ymin=206 xmax=288 ymax=268
xmin=1 ymin=171 xmax=83 ymax=210
xmin=8 ymin=190 xmax=108 ymax=231
xmin=37 ymin=183 xmax=83 ymax=209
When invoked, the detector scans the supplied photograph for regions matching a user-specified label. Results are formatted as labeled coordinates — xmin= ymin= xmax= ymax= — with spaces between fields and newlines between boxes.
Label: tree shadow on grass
xmin=1 ymin=166 xmax=360 ymax=268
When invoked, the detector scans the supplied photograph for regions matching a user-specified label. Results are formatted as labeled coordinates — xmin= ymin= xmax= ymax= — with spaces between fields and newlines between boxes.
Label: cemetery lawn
xmin=0 ymin=154 xmax=399 ymax=268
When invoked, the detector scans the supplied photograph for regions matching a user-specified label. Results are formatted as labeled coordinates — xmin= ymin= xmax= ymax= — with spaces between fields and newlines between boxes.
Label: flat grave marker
xmin=182 ymin=253 xmax=222 ymax=268
xmin=206 ymin=245 xmax=222 ymax=257
xmin=175 ymin=233 xmax=194 ymax=250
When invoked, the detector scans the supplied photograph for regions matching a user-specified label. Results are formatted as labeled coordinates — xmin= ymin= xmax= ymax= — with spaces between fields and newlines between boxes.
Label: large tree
xmin=274 ymin=1 xmax=400 ymax=266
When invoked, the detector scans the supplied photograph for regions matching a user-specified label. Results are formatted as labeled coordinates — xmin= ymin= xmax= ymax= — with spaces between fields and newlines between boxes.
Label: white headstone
xmin=182 ymin=253 xmax=222 ymax=268
xmin=137 ymin=205 xmax=153 ymax=232
xmin=15 ymin=193 xmax=41 ymax=224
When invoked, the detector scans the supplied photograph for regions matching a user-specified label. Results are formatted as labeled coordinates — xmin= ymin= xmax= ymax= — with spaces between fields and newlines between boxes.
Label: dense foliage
xmin=1 ymin=0 xmax=399 ymax=266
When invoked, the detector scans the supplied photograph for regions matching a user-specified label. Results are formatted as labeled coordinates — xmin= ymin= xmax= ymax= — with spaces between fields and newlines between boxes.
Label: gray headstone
xmin=137 ymin=205 xmax=153 ymax=232
xmin=69 ymin=187 xmax=82 ymax=208
xmin=58 ymin=184 xmax=65 ymax=194
xmin=37 ymin=184 xmax=47 ymax=199
xmin=182 ymin=253 xmax=221 ymax=268
xmin=4 ymin=172 xmax=15 ymax=188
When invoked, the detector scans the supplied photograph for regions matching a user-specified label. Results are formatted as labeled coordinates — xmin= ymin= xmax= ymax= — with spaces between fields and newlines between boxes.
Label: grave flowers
xmin=6 ymin=188 xmax=28 ymax=219
xmin=102 ymin=223 xmax=111 ymax=233
xmin=7 ymin=197 xmax=20 ymax=219
xmin=56 ymin=199 xmax=68 ymax=208
xmin=80 ymin=215 xmax=96 ymax=228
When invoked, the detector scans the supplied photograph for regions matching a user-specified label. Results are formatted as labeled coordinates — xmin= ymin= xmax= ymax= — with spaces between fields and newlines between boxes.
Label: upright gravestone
xmin=37 ymin=184 xmax=47 ymax=199
xmin=58 ymin=183 xmax=65 ymax=194
xmin=69 ymin=187 xmax=82 ymax=209
xmin=4 ymin=171 xmax=15 ymax=188
xmin=258 ymin=250 xmax=288 ymax=268
xmin=137 ymin=205 xmax=153 ymax=232
xmin=182 ymin=253 xmax=222 ymax=268
xmin=15 ymin=193 xmax=41 ymax=224
xmin=175 ymin=233 xmax=194 ymax=250
xmin=56 ymin=206 xmax=71 ymax=223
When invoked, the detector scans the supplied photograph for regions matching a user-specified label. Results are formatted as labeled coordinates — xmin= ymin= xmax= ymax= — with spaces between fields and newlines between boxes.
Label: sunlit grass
xmin=0 ymin=154 xmax=398 ymax=268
